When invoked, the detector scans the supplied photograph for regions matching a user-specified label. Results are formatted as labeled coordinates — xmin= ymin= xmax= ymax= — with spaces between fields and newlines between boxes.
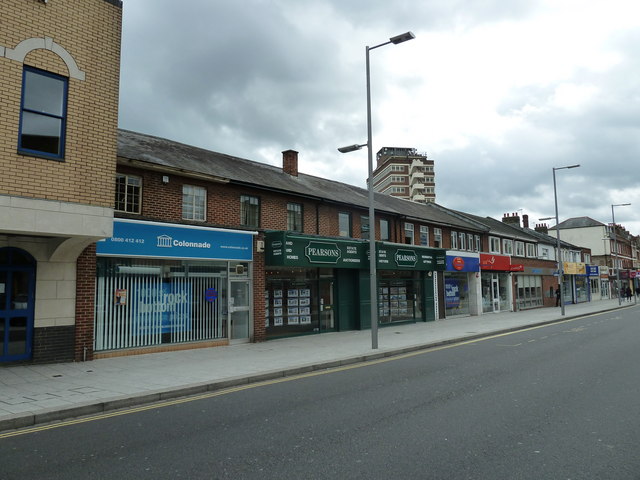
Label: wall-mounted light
xmin=162 ymin=175 xmax=169 ymax=184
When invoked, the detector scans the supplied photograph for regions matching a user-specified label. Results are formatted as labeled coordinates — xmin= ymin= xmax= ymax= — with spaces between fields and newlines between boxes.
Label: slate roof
xmin=117 ymin=129 xmax=486 ymax=232
xmin=555 ymin=216 xmax=606 ymax=229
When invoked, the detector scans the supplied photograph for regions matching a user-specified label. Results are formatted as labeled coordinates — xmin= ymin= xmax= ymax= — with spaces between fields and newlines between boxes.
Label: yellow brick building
xmin=0 ymin=0 xmax=122 ymax=362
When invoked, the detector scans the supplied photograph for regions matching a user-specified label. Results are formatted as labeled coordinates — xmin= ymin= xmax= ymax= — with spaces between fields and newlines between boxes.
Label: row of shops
xmin=1 ymin=218 xmax=631 ymax=362
xmin=83 ymin=219 xmax=626 ymax=357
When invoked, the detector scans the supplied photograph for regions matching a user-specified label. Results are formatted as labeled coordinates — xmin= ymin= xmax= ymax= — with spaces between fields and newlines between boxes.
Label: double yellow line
xmin=0 ymin=312 xmax=602 ymax=439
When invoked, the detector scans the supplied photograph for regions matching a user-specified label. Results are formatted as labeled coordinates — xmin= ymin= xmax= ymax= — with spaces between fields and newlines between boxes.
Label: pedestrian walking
xmin=626 ymin=286 xmax=632 ymax=302
xmin=555 ymin=287 xmax=561 ymax=307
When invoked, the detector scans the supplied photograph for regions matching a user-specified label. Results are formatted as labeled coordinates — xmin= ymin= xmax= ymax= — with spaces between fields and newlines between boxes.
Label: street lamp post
xmin=540 ymin=164 xmax=580 ymax=316
xmin=338 ymin=31 xmax=415 ymax=349
xmin=611 ymin=203 xmax=631 ymax=305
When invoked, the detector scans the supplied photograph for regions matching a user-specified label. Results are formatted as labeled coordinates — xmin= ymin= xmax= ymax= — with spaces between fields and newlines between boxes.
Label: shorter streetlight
xmin=541 ymin=164 xmax=580 ymax=316
xmin=611 ymin=203 xmax=631 ymax=305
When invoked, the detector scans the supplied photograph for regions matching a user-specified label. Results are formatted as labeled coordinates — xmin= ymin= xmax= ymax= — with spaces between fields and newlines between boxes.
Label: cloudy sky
xmin=118 ymin=0 xmax=640 ymax=235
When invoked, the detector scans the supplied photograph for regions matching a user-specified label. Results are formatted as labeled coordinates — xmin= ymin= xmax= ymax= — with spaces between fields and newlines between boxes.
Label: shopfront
xmin=94 ymin=219 xmax=256 ymax=353
xmin=587 ymin=266 xmax=600 ymax=301
xmin=563 ymin=262 xmax=587 ymax=304
xmin=479 ymin=254 xmax=514 ymax=313
xmin=264 ymin=232 xmax=445 ymax=339
xmin=444 ymin=253 xmax=480 ymax=317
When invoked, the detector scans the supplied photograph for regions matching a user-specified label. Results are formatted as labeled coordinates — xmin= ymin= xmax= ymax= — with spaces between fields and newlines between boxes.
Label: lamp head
xmin=390 ymin=31 xmax=415 ymax=44
xmin=338 ymin=144 xmax=365 ymax=153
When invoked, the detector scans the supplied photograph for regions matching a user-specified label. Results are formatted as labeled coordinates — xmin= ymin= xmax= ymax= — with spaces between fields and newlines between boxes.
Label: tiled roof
xmin=117 ymin=129 xmax=487 ymax=232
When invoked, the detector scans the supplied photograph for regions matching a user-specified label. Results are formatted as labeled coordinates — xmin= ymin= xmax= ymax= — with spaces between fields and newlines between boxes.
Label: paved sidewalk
xmin=0 ymin=299 xmax=633 ymax=432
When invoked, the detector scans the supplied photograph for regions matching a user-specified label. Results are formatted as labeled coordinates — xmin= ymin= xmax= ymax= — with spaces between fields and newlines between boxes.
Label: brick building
xmin=0 ymin=0 xmax=122 ymax=362
xmin=71 ymin=130 xmax=496 ymax=360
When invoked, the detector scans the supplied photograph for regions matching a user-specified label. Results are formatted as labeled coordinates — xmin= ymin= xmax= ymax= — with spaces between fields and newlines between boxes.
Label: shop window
xmin=183 ymin=185 xmax=206 ymax=221
xmin=489 ymin=236 xmax=500 ymax=253
xmin=338 ymin=212 xmax=351 ymax=237
xmin=240 ymin=195 xmax=260 ymax=227
xmin=515 ymin=241 xmax=525 ymax=257
xmin=503 ymin=239 xmax=513 ymax=255
xmin=18 ymin=67 xmax=68 ymax=159
xmin=380 ymin=219 xmax=390 ymax=241
xmin=404 ymin=223 xmax=414 ymax=245
xmin=115 ymin=174 xmax=142 ymax=214
xmin=361 ymin=216 xmax=369 ymax=240
xmin=433 ymin=228 xmax=442 ymax=248
xmin=287 ymin=203 xmax=303 ymax=232
xmin=419 ymin=226 xmax=429 ymax=246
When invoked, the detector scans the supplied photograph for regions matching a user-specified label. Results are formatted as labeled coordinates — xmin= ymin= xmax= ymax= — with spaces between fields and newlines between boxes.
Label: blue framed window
xmin=18 ymin=66 xmax=68 ymax=160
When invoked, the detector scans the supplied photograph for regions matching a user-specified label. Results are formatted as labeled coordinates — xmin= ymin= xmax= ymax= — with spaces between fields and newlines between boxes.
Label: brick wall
xmin=0 ymin=0 xmax=122 ymax=207
xmin=75 ymin=244 xmax=97 ymax=361
xmin=32 ymin=326 xmax=75 ymax=364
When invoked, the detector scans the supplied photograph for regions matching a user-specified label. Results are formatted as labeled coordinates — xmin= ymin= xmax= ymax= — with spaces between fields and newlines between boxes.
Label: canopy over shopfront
xmin=264 ymin=231 xmax=447 ymax=271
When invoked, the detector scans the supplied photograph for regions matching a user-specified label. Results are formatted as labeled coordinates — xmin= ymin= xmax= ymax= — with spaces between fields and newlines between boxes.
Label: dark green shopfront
xmin=264 ymin=232 xmax=446 ymax=339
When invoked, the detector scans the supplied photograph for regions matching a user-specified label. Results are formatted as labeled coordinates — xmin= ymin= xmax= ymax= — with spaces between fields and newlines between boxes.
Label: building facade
xmin=372 ymin=147 xmax=435 ymax=204
xmin=0 ymin=0 xmax=122 ymax=363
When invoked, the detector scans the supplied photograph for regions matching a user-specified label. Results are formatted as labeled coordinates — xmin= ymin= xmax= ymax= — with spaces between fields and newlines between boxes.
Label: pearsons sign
xmin=265 ymin=231 xmax=364 ymax=268
xmin=96 ymin=219 xmax=255 ymax=261
xmin=265 ymin=232 xmax=446 ymax=271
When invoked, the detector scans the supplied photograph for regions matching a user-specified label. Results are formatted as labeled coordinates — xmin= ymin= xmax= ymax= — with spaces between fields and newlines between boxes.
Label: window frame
xmin=240 ymin=194 xmax=260 ymax=227
xmin=515 ymin=241 xmax=525 ymax=257
xmin=380 ymin=219 xmax=390 ymax=241
xmin=182 ymin=185 xmax=207 ymax=221
xmin=18 ymin=66 xmax=69 ymax=160
xmin=489 ymin=236 xmax=501 ymax=254
xmin=475 ymin=235 xmax=481 ymax=252
xmin=451 ymin=231 xmax=458 ymax=250
xmin=526 ymin=243 xmax=536 ymax=258
xmin=404 ymin=223 xmax=414 ymax=245
xmin=338 ymin=212 xmax=352 ymax=238
xmin=433 ymin=228 xmax=442 ymax=248
xmin=419 ymin=226 xmax=429 ymax=246
xmin=360 ymin=215 xmax=370 ymax=240
xmin=115 ymin=174 xmax=142 ymax=214
xmin=287 ymin=202 xmax=303 ymax=232
xmin=503 ymin=239 xmax=514 ymax=255
xmin=458 ymin=232 xmax=466 ymax=251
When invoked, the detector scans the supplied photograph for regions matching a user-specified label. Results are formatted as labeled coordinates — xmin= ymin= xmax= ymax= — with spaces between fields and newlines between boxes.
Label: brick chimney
xmin=501 ymin=212 xmax=521 ymax=227
xmin=522 ymin=214 xmax=529 ymax=229
xmin=535 ymin=223 xmax=548 ymax=234
xmin=282 ymin=149 xmax=298 ymax=177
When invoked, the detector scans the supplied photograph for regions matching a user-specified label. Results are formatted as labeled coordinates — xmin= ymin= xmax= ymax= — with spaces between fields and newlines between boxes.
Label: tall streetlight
xmin=338 ymin=31 xmax=415 ymax=349
xmin=611 ymin=203 xmax=631 ymax=305
xmin=540 ymin=164 xmax=580 ymax=316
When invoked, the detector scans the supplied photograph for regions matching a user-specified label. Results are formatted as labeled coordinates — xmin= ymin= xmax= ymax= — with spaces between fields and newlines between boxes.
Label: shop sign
xmin=563 ymin=262 xmax=586 ymax=275
xmin=394 ymin=249 xmax=418 ymax=268
xmin=377 ymin=243 xmax=446 ymax=271
xmin=445 ymin=254 xmax=479 ymax=272
xmin=479 ymin=253 xmax=511 ymax=271
xmin=305 ymin=241 xmax=342 ymax=264
xmin=97 ymin=219 xmax=254 ymax=261
xmin=587 ymin=266 xmax=599 ymax=276
xmin=266 ymin=232 xmax=365 ymax=268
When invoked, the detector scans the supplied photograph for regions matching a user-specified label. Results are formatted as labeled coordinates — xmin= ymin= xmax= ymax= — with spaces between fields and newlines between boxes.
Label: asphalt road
xmin=2 ymin=307 xmax=640 ymax=479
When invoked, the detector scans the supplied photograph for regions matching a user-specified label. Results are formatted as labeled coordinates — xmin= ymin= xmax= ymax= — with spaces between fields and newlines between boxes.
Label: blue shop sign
xmin=97 ymin=219 xmax=254 ymax=261
xmin=587 ymin=265 xmax=599 ymax=276
xmin=446 ymin=254 xmax=480 ymax=272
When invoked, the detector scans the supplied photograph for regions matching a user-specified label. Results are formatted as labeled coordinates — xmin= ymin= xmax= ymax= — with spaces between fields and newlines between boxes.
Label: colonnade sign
xmin=97 ymin=219 xmax=254 ymax=261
